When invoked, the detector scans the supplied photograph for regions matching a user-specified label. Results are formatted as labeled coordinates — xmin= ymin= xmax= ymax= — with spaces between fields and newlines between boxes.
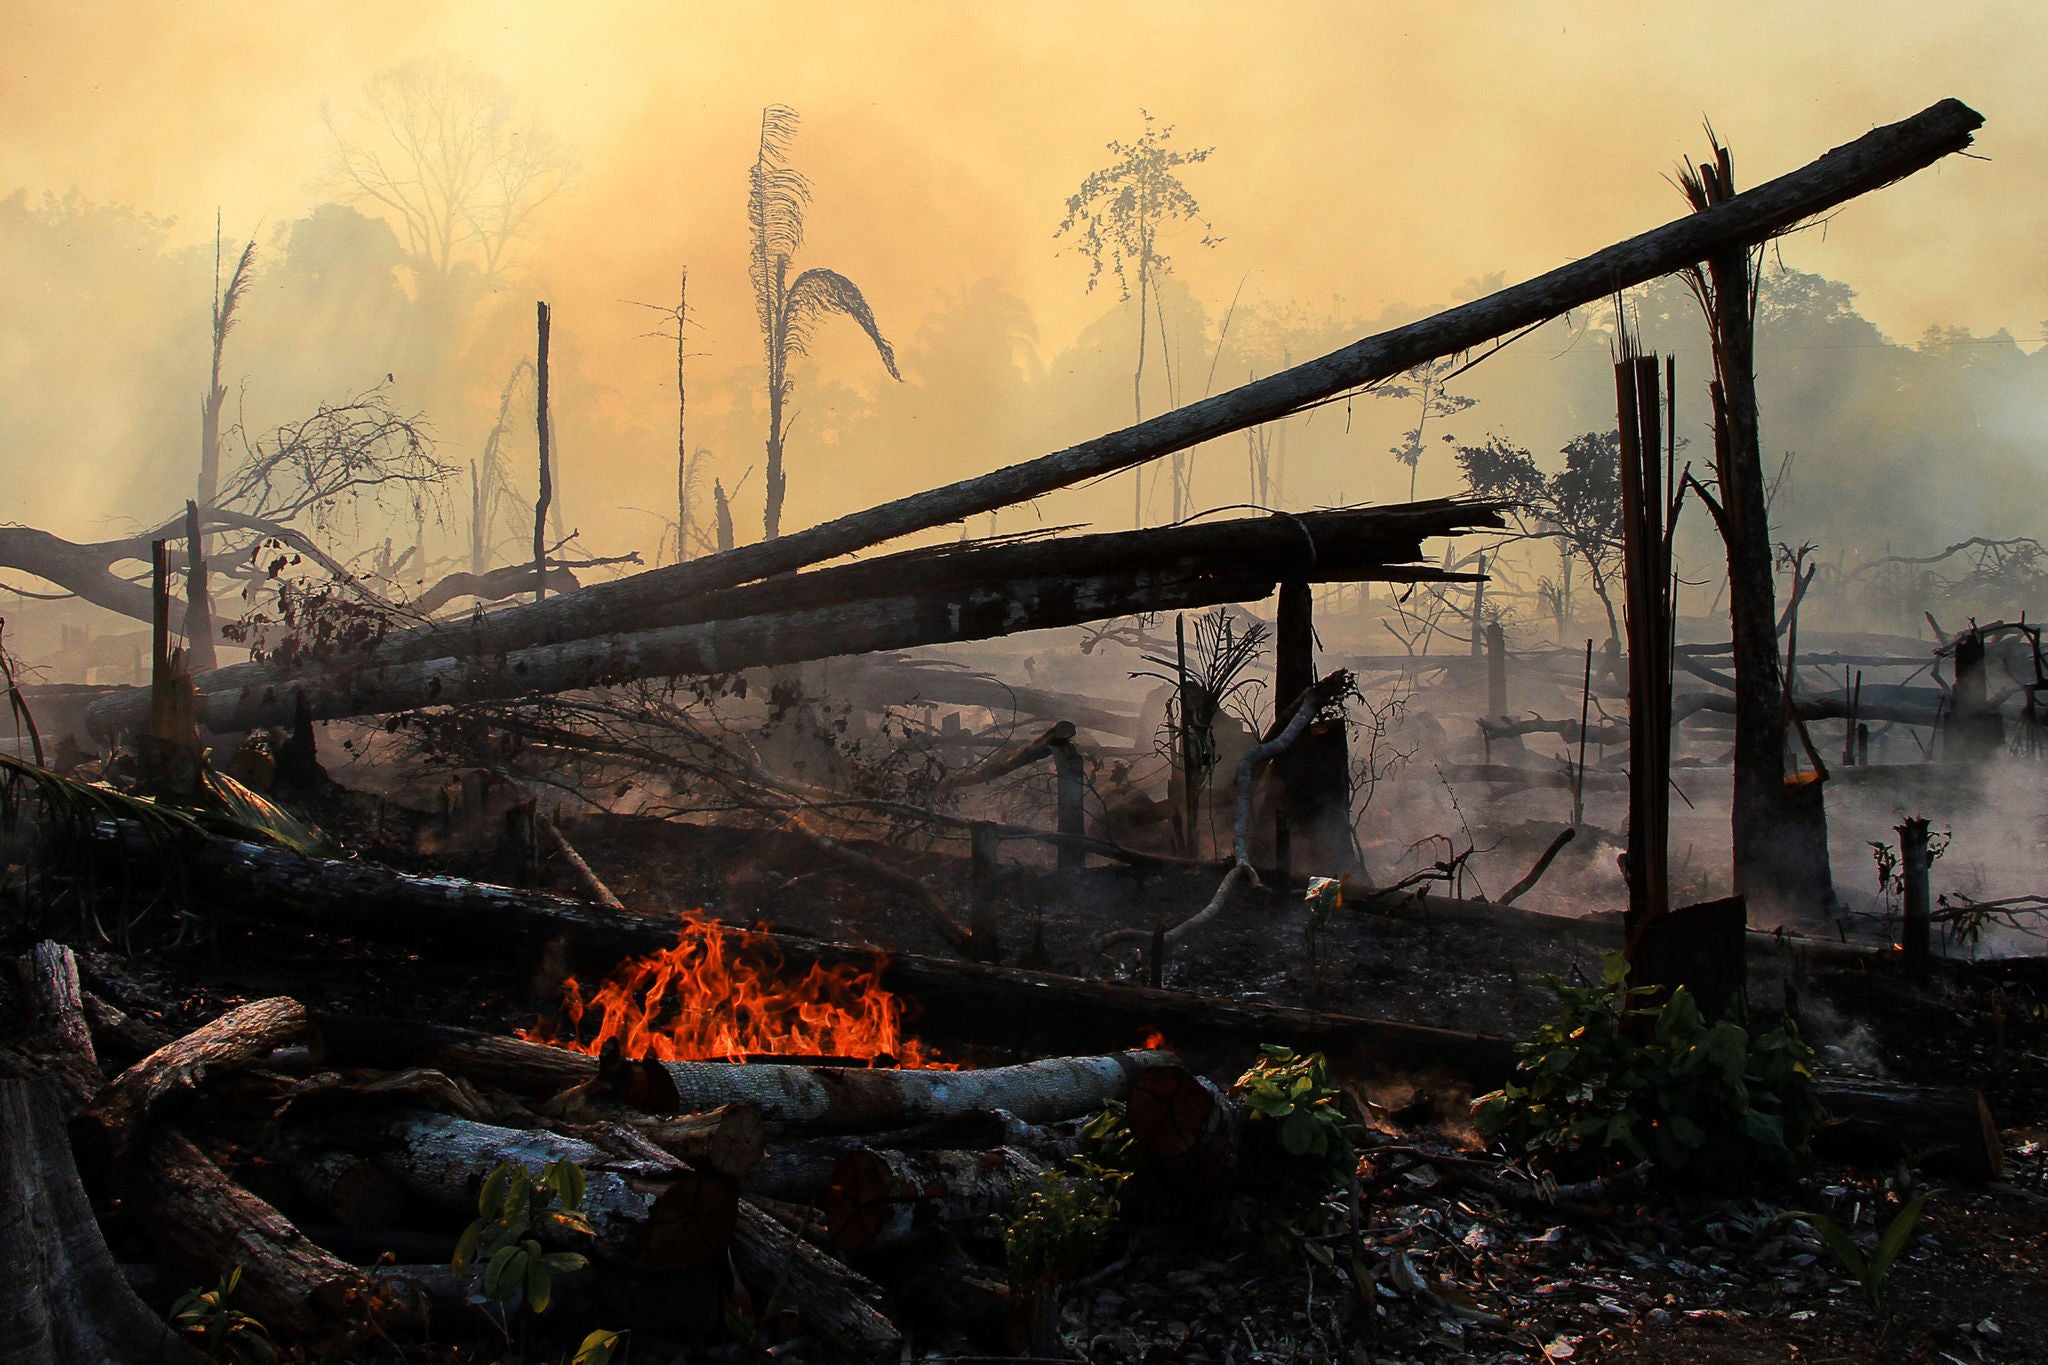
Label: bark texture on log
xmin=825 ymin=1145 xmax=1044 ymax=1254
xmin=731 ymin=1197 xmax=902 ymax=1363
xmin=129 ymin=1129 xmax=378 ymax=1348
xmin=0 ymin=1079 xmax=202 ymax=1365
xmin=651 ymin=1049 xmax=1179 ymax=1132
xmin=369 ymin=1111 xmax=671 ymax=1262
xmin=77 ymin=995 xmax=307 ymax=1163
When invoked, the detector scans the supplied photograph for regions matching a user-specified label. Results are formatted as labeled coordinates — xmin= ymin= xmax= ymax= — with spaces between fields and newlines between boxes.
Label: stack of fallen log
xmin=5 ymin=939 xmax=1268 ymax=1361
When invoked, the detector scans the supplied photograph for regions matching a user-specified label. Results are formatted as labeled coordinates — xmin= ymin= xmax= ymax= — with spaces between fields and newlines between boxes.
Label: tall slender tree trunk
xmin=1690 ymin=144 xmax=1836 ymax=920
xmin=1132 ymin=265 xmax=1150 ymax=530
xmin=674 ymin=269 xmax=692 ymax=563
xmin=533 ymin=302 xmax=553 ymax=602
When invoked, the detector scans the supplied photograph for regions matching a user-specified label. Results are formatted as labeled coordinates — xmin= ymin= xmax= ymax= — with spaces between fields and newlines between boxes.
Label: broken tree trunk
xmin=1684 ymin=136 xmax=1838 ymax=921
xmin=0 ymin=1079 xmax=204 ymax=1365
xmin=91 ymin=504 xmax=1495 ymax=737
xmin=74 ymin=995 xmax=307 ymax=1165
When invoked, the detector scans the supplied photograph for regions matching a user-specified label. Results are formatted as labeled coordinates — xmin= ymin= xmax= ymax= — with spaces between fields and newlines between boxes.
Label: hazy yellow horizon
xmin=6 ymin=0 xmax=2043 ymax=547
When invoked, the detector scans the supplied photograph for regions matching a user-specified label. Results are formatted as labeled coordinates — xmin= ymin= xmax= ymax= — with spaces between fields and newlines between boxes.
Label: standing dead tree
xmin=749 ymin=104 xmax=902 ymax=541
xmin=1678 ymin=133 xmax=1837 ymax=920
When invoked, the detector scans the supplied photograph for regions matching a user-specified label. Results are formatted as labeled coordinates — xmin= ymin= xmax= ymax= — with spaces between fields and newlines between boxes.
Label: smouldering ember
xmin=525 ymin=912 xmax=949 ymax=1068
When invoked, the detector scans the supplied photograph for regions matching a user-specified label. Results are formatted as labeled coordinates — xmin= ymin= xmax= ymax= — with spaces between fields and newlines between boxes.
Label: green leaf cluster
xmin=999 ymin=1162 xmax=1127 ymax=1292
xmin=1233 ymin=1045 xmax=1362 ymax=1211
xmin=1474 ymin=955 xmax=1825 ymax=1183
xmin=168 ymin=1267 xmax=276 ymax=1364
xmin=453 ymin=1159 xmax=595 ymax=1314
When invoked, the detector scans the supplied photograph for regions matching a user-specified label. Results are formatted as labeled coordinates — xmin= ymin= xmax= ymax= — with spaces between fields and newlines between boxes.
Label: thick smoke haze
xmin=3 ymin=2 xmax=2043 ymax=576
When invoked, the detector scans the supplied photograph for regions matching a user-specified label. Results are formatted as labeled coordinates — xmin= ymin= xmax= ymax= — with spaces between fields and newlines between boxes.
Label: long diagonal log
xmin=85 ymin=99 xmax=1980 ymax=737
xmin=91 ymin=503 xmax=1496 ymax=737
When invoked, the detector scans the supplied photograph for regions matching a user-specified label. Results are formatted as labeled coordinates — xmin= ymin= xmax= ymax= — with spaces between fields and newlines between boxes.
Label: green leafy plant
xmin=1233 ymin=1045 xmax=1363 ymax=1210
xmin=168 ymin=1267 xmax=277 ymax=1364
xmin=1000 ymin=1162 xmax=1128 ymax=1292
xmin=1474 ymin=954 xmax=1824 ymax=1183
xmin=1795 ymin=1192 xmax=1930 ymax=1311
xmin=453 ymin=1159 xmax=595 ymax=1316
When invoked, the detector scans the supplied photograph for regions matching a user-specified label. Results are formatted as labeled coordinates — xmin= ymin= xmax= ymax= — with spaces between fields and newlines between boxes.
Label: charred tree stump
xmin=1273 ymin=580 xmax=1314 ymax=878
xmin=969 ymin=820 xmax=1003 ymax=962
xmin=1629 ymin=896 xmax=1748 ymax=1021
xmin=0 ymin=1079 xmax=202 ymax=1365
xmin=1947 ymin=628 xmax=2005 ymax=763
xmin=1898 ymin=816 xmax=1934 ymax=976
xmin=1052 ymin=739 xmax=1086 ymax=873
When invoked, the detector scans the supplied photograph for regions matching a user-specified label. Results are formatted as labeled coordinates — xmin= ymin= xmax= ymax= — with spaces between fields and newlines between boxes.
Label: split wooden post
xmin=1468 ymin=555 xmax=1486 ymax=657
xmin=1898 ymin=816 xmax=1933 ymax=976
xmin=1273 ymin=580 xmax=1315 ymax=879
xmin=1051 ymin=738 xmax=1085 ymax=873
xmin=969 ymin=821 xmax=1002 ymax=961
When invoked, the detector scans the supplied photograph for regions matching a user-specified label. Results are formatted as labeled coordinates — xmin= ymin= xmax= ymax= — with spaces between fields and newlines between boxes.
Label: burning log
xmin=0 ymin=1079 xmax=203 ymax=1365
xmin=1815 ymin=1079 xmax=2003 ymax=1181
xmin=824 ymin=1144 xmax=1046 ymax=1253
xmin=128 ymin=1128 xmax=382 ymax=1348
xmin=74 ymin=995 xmax=307 ymax=1165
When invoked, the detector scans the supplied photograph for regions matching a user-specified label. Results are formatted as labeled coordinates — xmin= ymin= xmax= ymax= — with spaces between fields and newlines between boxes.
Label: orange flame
xmin=1142 ymin=1030 xmax=1169 ymax=1050
xmin=524 ymin=912 xmax=947 ymax=1067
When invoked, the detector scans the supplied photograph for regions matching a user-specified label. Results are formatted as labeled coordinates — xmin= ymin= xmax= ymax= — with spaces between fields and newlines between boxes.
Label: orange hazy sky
xmin=5 ymin=1 xmax=2043 ymax=544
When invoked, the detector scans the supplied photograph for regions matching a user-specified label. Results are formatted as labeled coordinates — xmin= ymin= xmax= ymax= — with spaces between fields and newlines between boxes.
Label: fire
xmin=1142 ymin=1030 xmax=1170 ymax=1050
xmin=526 ymin=912 xmax=948 ymax=1068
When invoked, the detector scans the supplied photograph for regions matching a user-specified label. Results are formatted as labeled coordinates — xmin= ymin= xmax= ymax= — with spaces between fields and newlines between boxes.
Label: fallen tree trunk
xmin=128 ymin=1128 xmax=380 ymax=1349
xmin=92 ymin=506 xmax=1492 ymax=737
xmin=825 ymin=1145 xmax=1045 ymax=1254
xmin=75 ymin=995 xmax=307 ymax=1164
xmin=83 ymin=99 xmax=1980 ymax=707
xmin=645 ymin=1049 xmax=1179 ymax=1132
xmin=111 ymin=831 xmax=2011 ymax=1180
xmin=369 ymin=1111 xmax=686 ymax=1261
xmin=0 ymin=1078 xmax=203 ymax=1365
xmin=1813 ymin=1078 xmax=2003 ymax=1181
